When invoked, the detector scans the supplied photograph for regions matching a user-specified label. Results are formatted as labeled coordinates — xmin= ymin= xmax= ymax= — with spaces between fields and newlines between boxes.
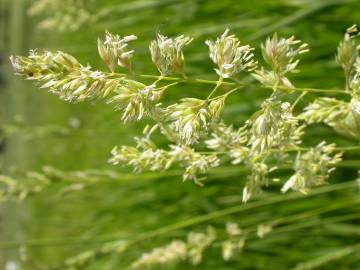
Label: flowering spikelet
xmin=166 ymin=97 xmax=225 ymax=145
xmin=249 ymin=99 xmax=304 ymax=154
xmin=222 ymin=223 xmax=245 ymax=261
xmin=349 ymin=59 xmax=360 ymax=129
xmin=253 ymin=33 xmax=308 ymax=89
xmin=336 ymin=24 xmax=359 ymax=90
xmin=98 ymin=31 xmax=137 ymax=72
xmin=242 ymin=161 xmax=276 ymax=203
xmin=0 ymin=173 xmax=49 ymax=201
xmin=107 ymin=82 xmax=164 ymax=122
xmin=205 ymin=29 xmax=257 ymax=78
xmin=261 ymin=33 xmax=309 ymax=74
xmin=150 ymin=33 xmax=193 ymax=76
xmin=302 ymin=98 xmax=360 ymax=139
xmin=187 ymin=227 xmax=216 ymax=265
xmin=64 ymin=241 xmax=128 ymax=269
xmin=10 ymin=50 xmax=123 ymax=102
xmin=206 ymin=122 xmax=247 ymax=151
xmin=131 ymin=227 xmax=216 ymax=268
xmin=109 ymin=125 xmax=173 ymax=172
xmin=169 ymin=145 xmax=219 ymax=184
xmin=10 ymin=50 xmax=161 ymax=122
xmin=257 ymin=224 xmax=272 ymax=238
xmin=131 ymin=240 xmax=187 ymax=269
xmin=109 ymin=126 xmax=220 ymax=183
xmin=350 ymin=58 xmax=360 ymax=94
xmin=302 ymin=98 xmax=350 ymax=124
xmin=303 ymin=26 xmax=360 ymax=139
xmin=206 ymin=122 xmax=250 ymax=165
xmin=281 ymin=142 xmax=343 ymax=194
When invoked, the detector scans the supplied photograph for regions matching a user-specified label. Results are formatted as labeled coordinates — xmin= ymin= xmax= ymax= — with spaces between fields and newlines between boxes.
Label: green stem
xmin=207 ymin=77 xmax=224 ymax=100
xmin=152 ymin=76 xmax=164 ymax=86
xmin=109 ymin=72 xmax=350 ymax=95
xmin=208 ymin=87 xmax=240 ymax=101
xmin=344 ymin=69 xmax=350 ymax=92
xmin=200 ymin=145 xmax=360 ymax=156
xmin=336 ymin=145 xmax=360 ymax=151
xmin=291 ymin=91 xmax=308 ymax=111
xmin=160 ymin=81 xmax=181 ymax=91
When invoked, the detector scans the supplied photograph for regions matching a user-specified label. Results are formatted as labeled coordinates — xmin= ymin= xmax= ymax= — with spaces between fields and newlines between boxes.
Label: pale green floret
xmin=98 ymin=31 xmax=137 ymax=72
xmin=109 ymin=126 xmax=220 ymax=184
xmin=131 ymin=227 xmax=216 ymax=268
xmin=305 ymin=25 xmax=360 ymax=139
xmin=242 ymin=161 xmax=277 ymax=203
xmin=282 ymin=142 xmax=343 ymax=194
xmin=150 ymin=33 xmax=193 ymax=76
xmin=248 ymin=99 xmax=304 ymax=154
xmin=166 ymin=97 xmax=225 ymax=145
xmin=206 ymin=29 xmax=257 ymax=78
xmin=10 ymin=50 xmax=160 ymax=122
xmin=10 ymin=50 xmax=120 ymax=102
xmin=252 ymin=33 xmax=309 ymax=89
xmin=257 ymin=224 xmax=273 ymax=238
xmin=206 ymin=122 xmax=247 ymax=151
xmin=28 ymin=0 xmax=93 ymax=31
xmin=222 ymin=222 xmax=245 ymax=261
xmin=107 ymin=83 xmax=164 ymax=122
xmin=131 ymin=240 xmax=187 ymax=269
xmin=336 ymin=24 xmax=359 ymax=90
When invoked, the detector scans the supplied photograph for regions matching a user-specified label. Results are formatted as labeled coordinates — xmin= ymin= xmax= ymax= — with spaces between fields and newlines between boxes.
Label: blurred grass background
xmin=0 ymin=0 xmax=360 ymax=269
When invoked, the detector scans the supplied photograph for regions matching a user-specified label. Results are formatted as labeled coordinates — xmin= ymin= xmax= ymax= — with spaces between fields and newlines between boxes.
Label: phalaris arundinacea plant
xmin=10 ymin=25 xmax=360 ymax=210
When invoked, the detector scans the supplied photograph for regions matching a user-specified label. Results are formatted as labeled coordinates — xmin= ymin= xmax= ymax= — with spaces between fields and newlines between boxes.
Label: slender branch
xmin=200 ymin=145 xmax=360 ymax=155
xmin=108 ymin=72 xmax=350 ymax=95
xmin=291 ymin=91 xmax=308 ymax=111
xmin=207 ymin=77 xmax=224 ymax=100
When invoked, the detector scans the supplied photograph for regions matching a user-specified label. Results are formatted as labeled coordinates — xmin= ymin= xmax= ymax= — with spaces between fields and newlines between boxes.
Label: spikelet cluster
xmin=10 ymin=49 xmax=162 ymax=122
xmin=107 ymin=82 xmax=164 ymax=122
xmin=150 ymin=33 xmax=193 ymax=76
xmin=10 ymin=50 xmax=122 ymax=102
xmin=131 ymin=241 xmax=187 ymax=269
xmin=131 ymin=227 xmax=216 ymax=269
xmin=166 ymin=97 xmax=225 ymax=145
xmin=304 ymin=25 xmax=360 ymax=139
xmin=109 ymin=126 xmax=219 ymax=184
xmin=282 ymin=142 xmax=343 ymax=193
xmin=206 ymin=29 xmax=257 ymax=78
xmin=253 ymin=33 xmax=309 ymax=89
xmin=206 ymin=122 xmax=247 ymax=151
xmin=28 ymin=0 xmax=93 ymax=32
xmin=222 ymin=223 xmax=246 ymax=261
xmin=336 ymin=24 xmax=359 ymax=90
xmin=98 ymin=32 xmax=137 ymax=72
xmin=248 ymin=99 xmax=304 ymax=154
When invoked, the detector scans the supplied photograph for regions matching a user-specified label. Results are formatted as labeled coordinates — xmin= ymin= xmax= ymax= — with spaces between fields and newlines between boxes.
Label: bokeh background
xmin=1 ymin=0 xmax=360 ymax=269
